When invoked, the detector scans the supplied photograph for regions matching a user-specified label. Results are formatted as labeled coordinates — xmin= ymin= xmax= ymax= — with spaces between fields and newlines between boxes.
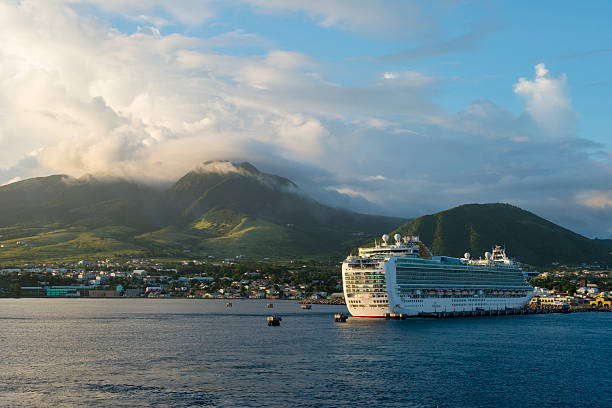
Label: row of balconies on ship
xmin=395 ymin=281 xmax=531 ymax=288
xmin=345 ymin=270 xmax=383 ymax=275
xmin=397 ymin=288 xmax=532 ymax=297
xmin=344 ymin=278 xmax=386 ymax=283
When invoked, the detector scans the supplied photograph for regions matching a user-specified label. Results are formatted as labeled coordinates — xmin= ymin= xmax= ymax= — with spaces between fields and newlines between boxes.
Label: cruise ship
xmin=342 ymin=234 xmax=534 ymax=317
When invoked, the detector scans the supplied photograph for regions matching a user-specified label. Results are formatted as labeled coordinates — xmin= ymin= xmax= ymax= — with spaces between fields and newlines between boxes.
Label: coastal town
xmin=0 ymin=256 xmax=610 ymax=310
xmin=0 ymin=257 xmax=345 ymax=301
xmin=528 ymin=266 xmax=612 ymax=309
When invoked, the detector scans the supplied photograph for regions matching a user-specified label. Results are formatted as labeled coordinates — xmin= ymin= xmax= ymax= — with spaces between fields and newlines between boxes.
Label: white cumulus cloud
xmin=513 ymin=63 xmax=575 ymax=137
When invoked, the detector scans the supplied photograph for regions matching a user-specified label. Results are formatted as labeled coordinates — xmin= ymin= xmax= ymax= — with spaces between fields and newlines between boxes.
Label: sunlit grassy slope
xmin=0 ymin=225 xmax=145 ymax=263
xmin=0 ymin=163 xmax=405 ymax=263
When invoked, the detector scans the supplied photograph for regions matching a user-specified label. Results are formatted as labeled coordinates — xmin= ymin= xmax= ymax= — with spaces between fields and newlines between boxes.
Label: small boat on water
xmin=267 ymin=315 xmax=282 ymax=326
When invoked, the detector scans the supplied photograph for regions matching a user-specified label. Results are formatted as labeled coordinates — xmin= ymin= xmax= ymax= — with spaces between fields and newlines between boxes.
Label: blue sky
xmin=198 ymin=1 xmax=612 ymax=145
xmin=109 ymin=0 xmax=612 ymax=147
xmin=0 ymin=0 xmax=611 ymax=237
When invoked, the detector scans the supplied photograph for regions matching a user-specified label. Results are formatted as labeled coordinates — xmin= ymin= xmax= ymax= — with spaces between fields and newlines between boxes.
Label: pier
xmin=418 ymin=309 xmax=528 ymax=318
xmin=416 ymin=305 xmax=611 ymax=318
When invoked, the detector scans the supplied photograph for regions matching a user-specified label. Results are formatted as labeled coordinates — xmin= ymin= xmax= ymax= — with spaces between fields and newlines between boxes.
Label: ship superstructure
xmin=342 ymin=234 xmax=534 ymax=317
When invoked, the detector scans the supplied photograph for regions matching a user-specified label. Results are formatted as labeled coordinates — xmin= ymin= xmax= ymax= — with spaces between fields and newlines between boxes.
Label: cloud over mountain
xmin=0 ymin=1 xmax=610 ymax=238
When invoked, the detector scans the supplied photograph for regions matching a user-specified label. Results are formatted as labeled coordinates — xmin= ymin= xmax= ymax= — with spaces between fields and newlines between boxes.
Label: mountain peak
xmin=188 ymin=160 xmax=297 ymax=191
xmin=196 ymin=160 xmax=260 ymax=176
xmin=235 ymin=162 xmax=260 ymax=175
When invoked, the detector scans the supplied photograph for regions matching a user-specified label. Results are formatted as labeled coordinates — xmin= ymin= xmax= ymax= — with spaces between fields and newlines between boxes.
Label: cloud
xmin=363 ymin=175 xmax=388 ymax=182
xmin=1 ymin=176 xmax=22 ymax=186
xmin=380 ymin=71 xmax=434 ymax=87
xmin=0 ymin=155 xmax=42 ymax=186
xmin=73 ymin=0 xmax=220 ymax=27
xmin=193 ymin=161 xmax=253 ymax=176
xmin=556 ymin=48 xmax=612 ymax=61
xmin=238 ymin=0 xmax=428 ymax=38
xmin=71 ymin=0 xmax=429 ymax=37
xmin=0 ymin=1 xmax=611 ymax=238
xmin=326 ymin=186 xmax=377 ymax=202
xmin=513 ymin=63 xmax=575 ymax=137
xmin=577 ymin=190 xmax=612 ymax=209
xmin=379 ymin=19 xmax=500 ymax=62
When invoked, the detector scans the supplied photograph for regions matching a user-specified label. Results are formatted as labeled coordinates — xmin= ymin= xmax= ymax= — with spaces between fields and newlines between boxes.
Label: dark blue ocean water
xmin=1 ymin=299 xmax=610 ymax=407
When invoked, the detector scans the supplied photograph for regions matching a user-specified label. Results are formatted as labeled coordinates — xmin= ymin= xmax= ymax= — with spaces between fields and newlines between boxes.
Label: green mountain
xmin=393 ymin=203 xmax=612 ymax=266
xmin=0 ymin=162 xmax=405 ymax=263
xmin=0 ymin=175 xmax=173 ymax=230
xmin=1 ymin=166 xmax=608 ymax=266
xmin=160 ymin=161 xmax=405 ymax=258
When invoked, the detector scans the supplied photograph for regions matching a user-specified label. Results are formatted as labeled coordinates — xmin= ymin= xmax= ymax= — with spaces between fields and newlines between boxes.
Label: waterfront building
xmin=20 ymin=286 xmax=45 ymax=296
xmin=89 ymin=290 xmax=121 ymax=297
xmin=123 ymin=288 xmax=141 ymax=297
xmin=590 ymin=293 xmax=611 ymax=308
xmin=46 ymin=287 xmax=80 ymax=297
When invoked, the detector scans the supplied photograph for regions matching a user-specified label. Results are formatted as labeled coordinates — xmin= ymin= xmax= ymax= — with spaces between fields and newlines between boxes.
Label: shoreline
xmin=0 ymin=296 xmax=342 ymax=303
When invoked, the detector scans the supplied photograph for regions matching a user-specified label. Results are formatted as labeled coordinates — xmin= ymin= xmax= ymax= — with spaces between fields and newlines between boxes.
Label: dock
xmin=418 ymin=309 xmax=527 ymax=318
xmin=416 ymin=305 xmax=611 ymax=318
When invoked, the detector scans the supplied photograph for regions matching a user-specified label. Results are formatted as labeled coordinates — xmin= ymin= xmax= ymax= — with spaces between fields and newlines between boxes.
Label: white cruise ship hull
xmin=344 ymin=293 xmax=534 ymax=318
